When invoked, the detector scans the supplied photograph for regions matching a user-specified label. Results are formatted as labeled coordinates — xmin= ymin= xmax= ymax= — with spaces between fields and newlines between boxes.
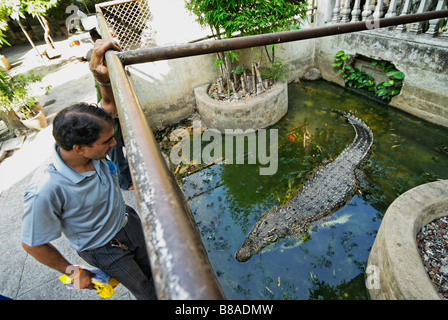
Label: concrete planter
xmin=20 ymin=104 xmax=47 ymax=130
xmin=194 ymin=79 xmax=288 ymax=132
xmin=367 ymin=180 xmax=448 ymax=300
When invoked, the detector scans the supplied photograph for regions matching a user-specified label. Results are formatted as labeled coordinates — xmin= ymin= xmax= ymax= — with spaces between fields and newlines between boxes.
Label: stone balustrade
xmin=330 ymin=0 xmax=447 ymax=37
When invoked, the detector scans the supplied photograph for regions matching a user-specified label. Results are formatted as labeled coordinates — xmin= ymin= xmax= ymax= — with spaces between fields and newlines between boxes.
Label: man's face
xmin=80 ymin=123 xmax=116 ymax=160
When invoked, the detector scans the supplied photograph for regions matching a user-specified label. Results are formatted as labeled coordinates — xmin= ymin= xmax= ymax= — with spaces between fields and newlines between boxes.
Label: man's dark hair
xmin=53 ymin=103 xmax=114 ymax=151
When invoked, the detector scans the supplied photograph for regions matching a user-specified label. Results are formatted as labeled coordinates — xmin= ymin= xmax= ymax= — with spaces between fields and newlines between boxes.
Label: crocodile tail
xmin=336 ymin=110 xmax=374 ymax=166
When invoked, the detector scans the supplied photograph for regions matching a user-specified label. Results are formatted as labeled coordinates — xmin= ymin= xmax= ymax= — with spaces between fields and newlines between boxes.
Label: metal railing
xmin=95 ymin=6 xmax=448 ymax=300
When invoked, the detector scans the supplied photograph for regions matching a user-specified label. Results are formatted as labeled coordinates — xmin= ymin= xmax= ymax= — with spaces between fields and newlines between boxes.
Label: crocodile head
xmin=235 ymin=237 xmax=257 ymax=262
xmin=236 ymin=206 xmax=285 ymax=262
xmin=236 ymin=222 xmax=279 ymax=262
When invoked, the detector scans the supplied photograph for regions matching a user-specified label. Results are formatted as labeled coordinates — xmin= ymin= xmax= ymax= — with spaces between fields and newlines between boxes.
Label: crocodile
xmin=235 ymin=110 xmax=373 ymax=262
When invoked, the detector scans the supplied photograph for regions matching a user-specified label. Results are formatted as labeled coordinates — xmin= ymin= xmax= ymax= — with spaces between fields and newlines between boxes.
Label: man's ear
xmin=73 ymin=144 xmax=86 ymax=155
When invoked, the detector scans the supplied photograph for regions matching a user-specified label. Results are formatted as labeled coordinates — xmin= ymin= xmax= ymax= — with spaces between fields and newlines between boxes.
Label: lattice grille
xmin=97 ymin=0 xmax=152 ymax=51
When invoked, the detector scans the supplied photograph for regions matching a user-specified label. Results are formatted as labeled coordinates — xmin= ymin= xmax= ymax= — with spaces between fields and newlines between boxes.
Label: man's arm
xmin=89 ymin=39 xmax=122 ymax=117
xmin=22 ymin=242 xmax=94 ymax=289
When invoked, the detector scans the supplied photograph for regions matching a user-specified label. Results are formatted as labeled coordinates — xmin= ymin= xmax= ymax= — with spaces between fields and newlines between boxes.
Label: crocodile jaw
xmin=235 ymin=243 xmax=252 ymax=262
xmin=236 ymin=211 xmax=282 ymax=262
xmin=236 ymin=236 xmax=271 ymax=262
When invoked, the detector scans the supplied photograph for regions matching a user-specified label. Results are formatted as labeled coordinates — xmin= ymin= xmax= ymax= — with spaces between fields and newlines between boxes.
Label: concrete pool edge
xmin=367 ymin=179 xmax=448 ymax=300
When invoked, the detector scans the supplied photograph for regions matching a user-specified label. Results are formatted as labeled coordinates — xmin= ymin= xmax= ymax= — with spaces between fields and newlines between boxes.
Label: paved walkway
xmin=0 ymin=36 xmax=137 ymax=300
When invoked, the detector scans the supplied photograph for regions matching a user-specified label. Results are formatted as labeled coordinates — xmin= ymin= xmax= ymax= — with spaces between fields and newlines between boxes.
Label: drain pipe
xmin=96 ymin=11 xmax=225 ymax=300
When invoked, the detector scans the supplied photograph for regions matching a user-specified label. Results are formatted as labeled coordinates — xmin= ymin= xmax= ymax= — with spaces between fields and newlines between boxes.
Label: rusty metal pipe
xmin=117 ymin=9 xmax=448 ymax=65
xmin=96 ymin=11 xmax=225 ymax=300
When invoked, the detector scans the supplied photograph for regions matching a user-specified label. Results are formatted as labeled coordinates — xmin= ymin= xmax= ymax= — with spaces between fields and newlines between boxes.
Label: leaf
xmin=332 ymin=62 xmax=343 ymax=67
xmin=384 ymin=65 xmax=394 ymax=73
xmin=381 ymin=80 xmax=394 ymax=87
xmin=371 ymin=61 xmax=378 ymax=66
xmin=386 ymin=71 xmax=405 ymax=79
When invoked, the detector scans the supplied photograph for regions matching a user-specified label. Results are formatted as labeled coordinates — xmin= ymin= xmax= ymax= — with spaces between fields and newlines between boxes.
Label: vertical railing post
xmin=372 ymin=0 xmax=385 ymax=19
xmin=332 ymin=0 xmax=342 ymax=23
xmin=385 ymin=0 xmax=398 ymax=30
xmin=426 ymin=0 xmax=445 ymax=36
xmin=362 ymin=0 xmax=375 ymax=21
xmin=341 ymin=0 xmax=352 ymax=23
xmin=385 ymin=0 xmax=398 ymax=18
xmin=409 ymin=0 xmax=429 ymax=33
xmin=396 ymin=0 xmax=412 ymax=32
xmin=351 ymin=0 xmax=362 ymax=22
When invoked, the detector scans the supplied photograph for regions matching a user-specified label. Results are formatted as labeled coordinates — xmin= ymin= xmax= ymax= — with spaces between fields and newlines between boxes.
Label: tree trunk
xmin=17 ymin=19 xmax=45 ymax=63
xmin=0 ymin=108 xmax=27 ymax=136
xmin=241 ymin=74 xmax=247 ymax=95
xmin=38 ymin=15 xmax=56 ymax=50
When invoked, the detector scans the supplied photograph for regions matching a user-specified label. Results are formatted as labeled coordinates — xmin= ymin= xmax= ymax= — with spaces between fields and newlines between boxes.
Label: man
xmin=21 ymin=39 xmax=156 ymax=300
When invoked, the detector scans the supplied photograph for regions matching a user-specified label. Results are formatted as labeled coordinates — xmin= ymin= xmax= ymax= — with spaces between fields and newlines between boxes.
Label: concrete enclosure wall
xmin=127 ymin=54 xmax=220 ymax=129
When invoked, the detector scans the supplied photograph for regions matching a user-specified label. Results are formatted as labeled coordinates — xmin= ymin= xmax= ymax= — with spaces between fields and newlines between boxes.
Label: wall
xmin=127 ymin=54 xmax=220 ymax=129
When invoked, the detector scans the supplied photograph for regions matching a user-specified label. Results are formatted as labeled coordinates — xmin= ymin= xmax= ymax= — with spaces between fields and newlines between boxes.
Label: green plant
xmin=332 ymin=51 xmax=375 ymax=90
xmin=375 ymin=69 xmax=405 ymax=101
xmin=262 ymin=61 xmax=287 ymax=81
xmin=0 ymin=70 xmax=51 ymax=119
xmin=332 ymin=50 xmax=405 ymax=102
xmin=185 ymin=0 xmax=309 ymax=39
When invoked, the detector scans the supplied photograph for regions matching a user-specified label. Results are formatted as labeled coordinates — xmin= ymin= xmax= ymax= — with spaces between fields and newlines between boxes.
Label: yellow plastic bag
xmin=92 ymin=277 xmax=120 ymax=298
xmin=59 ymin=266 xmax=119 ymax=299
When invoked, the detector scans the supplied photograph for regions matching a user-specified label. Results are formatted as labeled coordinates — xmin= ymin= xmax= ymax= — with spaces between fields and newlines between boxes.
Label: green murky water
xmin=180 ymin=80 xmax=448 ymax=300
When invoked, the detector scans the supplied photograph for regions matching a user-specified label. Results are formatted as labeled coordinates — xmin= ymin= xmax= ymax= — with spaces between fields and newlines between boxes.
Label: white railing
xmin=330 ymin=0 xmax=447 ymax=37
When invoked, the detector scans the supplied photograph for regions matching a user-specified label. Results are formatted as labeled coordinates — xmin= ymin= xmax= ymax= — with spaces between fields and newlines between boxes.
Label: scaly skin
xmin=235 ymin=111 xmax=373 ymax=262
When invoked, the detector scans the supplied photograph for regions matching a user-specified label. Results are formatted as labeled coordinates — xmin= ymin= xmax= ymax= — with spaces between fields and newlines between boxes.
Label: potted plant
xmin=0 ymin=70 xmax=51 ymax=131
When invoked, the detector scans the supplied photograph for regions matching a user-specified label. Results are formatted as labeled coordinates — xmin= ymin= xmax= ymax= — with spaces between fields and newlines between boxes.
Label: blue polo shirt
xmin=21 ymin=143 xmax=126 ymax=252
